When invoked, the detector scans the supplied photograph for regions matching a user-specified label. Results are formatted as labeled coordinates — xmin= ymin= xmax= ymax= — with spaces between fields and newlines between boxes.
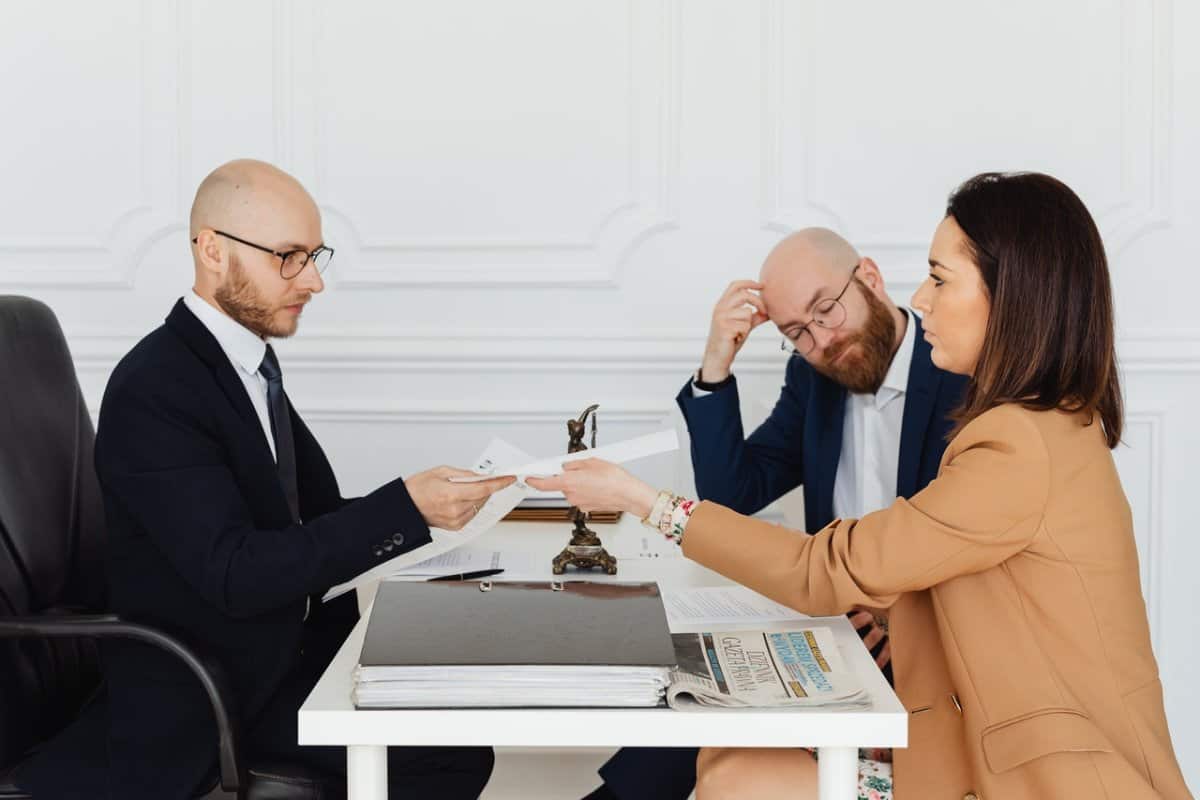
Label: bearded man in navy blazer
xmin=90 ymin=160 xmax=513 ymax=799
xmin=588 ymin=229 xmax=968 ymax=800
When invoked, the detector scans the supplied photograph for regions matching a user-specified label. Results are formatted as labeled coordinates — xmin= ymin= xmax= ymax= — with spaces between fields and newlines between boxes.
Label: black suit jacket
xmin=676 ymin=312 xmax=968 ymax=531
xmin=93 ymin=300 xmax=432 ymax=798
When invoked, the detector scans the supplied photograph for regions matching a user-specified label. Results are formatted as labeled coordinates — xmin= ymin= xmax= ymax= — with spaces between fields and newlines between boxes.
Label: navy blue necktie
xmin=258 ymin=345 xmax=300 ymax=522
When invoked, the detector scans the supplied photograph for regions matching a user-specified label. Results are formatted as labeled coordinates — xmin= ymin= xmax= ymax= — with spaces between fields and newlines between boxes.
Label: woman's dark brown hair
xmin=946 ymin=172 xmax=1123 ymax=448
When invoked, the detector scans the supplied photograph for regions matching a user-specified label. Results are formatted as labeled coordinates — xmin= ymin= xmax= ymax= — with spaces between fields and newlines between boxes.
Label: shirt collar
xmin=182 ymin=291 xmax=267 ymax=378
xmin=875 ymin=308 xmax=916 ymax=408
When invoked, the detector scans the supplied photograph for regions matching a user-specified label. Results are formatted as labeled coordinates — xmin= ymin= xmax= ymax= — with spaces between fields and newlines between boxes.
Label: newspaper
xmin=666 ymin=627 xmax=868 ymax=709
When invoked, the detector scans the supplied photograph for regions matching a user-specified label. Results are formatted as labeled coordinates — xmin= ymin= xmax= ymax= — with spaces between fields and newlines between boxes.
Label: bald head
xmin=189 ymin=159 xmax=318 ymax=242
xmin=757 ymin=227 xmax=867 ymax=325
xmin=759 ymin=228 xmax=860 ymax=287
xmin=188 ymin=160 xmax=326 ymax=337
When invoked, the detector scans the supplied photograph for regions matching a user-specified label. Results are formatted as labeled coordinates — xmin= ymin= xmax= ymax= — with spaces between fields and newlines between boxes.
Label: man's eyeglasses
xmin=191 ymin=230 xmax=334 ymax=280
xmin=780 ymin=263 xmax=860 ymax=357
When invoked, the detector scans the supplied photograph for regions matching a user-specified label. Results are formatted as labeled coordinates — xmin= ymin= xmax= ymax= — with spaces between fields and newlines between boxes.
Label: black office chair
xmin=0 ymin=296 xmax=341 ymax=800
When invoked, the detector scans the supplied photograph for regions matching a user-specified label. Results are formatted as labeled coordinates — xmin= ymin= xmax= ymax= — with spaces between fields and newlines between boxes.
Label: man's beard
xmin=214 ymin=253 xmax=304 ymax=339
xmin=811 ymin=284 xmax=897 ymax=394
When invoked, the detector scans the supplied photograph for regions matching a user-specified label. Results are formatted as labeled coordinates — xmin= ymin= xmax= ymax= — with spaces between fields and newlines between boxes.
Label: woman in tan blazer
xmin=530 ymin=172 xmax=1191 ymax=799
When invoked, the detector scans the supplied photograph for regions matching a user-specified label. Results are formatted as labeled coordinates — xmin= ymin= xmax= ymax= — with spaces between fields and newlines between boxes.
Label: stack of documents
xmin=353 ymin=580 xmax=676 ymax=708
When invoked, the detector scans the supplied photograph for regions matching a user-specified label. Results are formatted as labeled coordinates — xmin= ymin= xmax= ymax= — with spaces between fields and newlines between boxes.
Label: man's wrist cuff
xmin=694 ymin=368 xmax=734 ymax=392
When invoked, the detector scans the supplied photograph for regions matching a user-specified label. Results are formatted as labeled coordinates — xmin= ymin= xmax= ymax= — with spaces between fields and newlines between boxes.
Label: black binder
xmin=360 ymin=580 xmax=675 ymax=668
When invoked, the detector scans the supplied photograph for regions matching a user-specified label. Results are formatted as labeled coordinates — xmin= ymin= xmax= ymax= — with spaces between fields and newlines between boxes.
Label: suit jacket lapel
xmin=897 ymin=313 xmax=943 ymax=498
xmin=164 ymin=299 xmax=263 ymax=433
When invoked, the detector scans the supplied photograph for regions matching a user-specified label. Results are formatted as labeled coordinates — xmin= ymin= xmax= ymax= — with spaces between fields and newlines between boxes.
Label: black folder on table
xmin=354 ymin=580 xmax=676 ymax=708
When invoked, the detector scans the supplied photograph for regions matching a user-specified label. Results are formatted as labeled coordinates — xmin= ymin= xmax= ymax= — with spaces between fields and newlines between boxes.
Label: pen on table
xmin=427 ymin=568 xmax=505 ymax=582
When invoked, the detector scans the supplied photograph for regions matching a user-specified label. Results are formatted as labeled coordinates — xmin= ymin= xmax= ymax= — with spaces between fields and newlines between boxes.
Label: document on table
xmin=661 ymin=585 xmax=810 ymax=628
xmin=382 ymin=547 xmax=501 ymax=577
xmin=382 ymin=547 xmax=541 ymax=580
xmin=322 ymin=430 xmax=678 ymax=601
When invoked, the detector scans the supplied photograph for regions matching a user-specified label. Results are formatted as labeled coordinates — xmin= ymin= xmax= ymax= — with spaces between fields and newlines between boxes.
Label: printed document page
xmin=662 ymin=585 xmax=810 ymax=628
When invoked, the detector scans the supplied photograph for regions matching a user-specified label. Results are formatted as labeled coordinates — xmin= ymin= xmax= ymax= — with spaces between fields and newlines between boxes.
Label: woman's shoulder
xmin=936 ymin=404 xmax=1054 ymax=512
xmin=951 ymin=403 xmax=1101 ymax=459
xmin=945 ymin=403 xmax=1051 ymax=463
xmin=957 ymin=402 xmax=1045 ymax=437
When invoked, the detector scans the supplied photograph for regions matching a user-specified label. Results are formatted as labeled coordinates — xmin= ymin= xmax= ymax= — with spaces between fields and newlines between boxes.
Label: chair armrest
xmin=0 ymin=614 xmax=242 ymax=792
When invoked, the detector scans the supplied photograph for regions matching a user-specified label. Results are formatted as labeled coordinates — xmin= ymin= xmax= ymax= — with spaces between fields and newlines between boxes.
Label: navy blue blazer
xmin=676 ymin=313 xmax=967 ymax=532
xmin=94 ymin=300 xmax=433 ymax=798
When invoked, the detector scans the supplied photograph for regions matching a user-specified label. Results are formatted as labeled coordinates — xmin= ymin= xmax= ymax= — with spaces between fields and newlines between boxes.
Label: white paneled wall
xmin=3 ymin=0 xmax=1198 ymax=786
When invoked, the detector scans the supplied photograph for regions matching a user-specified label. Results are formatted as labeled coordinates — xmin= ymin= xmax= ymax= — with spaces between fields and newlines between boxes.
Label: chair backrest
xmin=0 ymin=295 xmax=107 ymax=767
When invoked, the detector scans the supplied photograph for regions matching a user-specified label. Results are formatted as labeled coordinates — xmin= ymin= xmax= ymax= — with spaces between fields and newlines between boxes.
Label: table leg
xmin=347 ymin=744 xmax=388 ymax=800
xmin=816 ymin=746 xmax=857 ymax=800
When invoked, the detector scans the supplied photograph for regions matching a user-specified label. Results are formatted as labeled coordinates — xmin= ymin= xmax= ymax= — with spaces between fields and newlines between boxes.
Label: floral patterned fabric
xmin=855 ymin=754 xmax=893 ymax=800
xmin=810 ymin=748 xmax=893 ymax=800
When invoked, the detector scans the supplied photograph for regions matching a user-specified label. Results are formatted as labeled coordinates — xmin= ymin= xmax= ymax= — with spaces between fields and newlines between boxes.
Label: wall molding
xmin=283 ymin=0 xmax=681 ymax=288
xmin=66 ymin=326 xmax=1200 ymax=375
xmin=760 ymin=0 xmax=1172 ymax=269
xmin=0 ymin=0 xmax=183 ymax=289
xmin=301 ymin=406 xmax=670 ymax=426
xmin=1124 ymin=410 xmax=1167 ymax=660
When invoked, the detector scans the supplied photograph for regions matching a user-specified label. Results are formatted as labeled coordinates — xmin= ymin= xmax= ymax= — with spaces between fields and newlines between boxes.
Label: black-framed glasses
xmin=191 ymin=229 xmax=334 ymax=280
xmin=780 ymin=262 xmax=860 ymax=357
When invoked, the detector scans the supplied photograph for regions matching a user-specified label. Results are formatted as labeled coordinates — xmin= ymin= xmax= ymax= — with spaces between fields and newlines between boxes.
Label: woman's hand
xmin=525 ymin=458 xmax=659 ymax=519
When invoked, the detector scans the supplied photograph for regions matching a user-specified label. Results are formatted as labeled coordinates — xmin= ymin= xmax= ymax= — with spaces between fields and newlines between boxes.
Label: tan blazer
xmin=682 ymin=404 xmax=1191 ymax=799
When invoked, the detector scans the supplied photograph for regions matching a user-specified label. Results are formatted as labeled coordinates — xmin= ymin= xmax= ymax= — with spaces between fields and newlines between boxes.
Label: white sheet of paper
xmin=385 ymin=547 xmax=503 ymax=576
xmin=448 ymin=430 xmax=678 ymax=482
xmin=661 ymin=585 xmax=811 ymax=627
xmin=462 ymin=438 xmax=561 ymax=502
xmin=322 ymin=430 xmax=678 ymax=602
xmin=380 ymin=548 xmax=542 ymax=580
xmin=468 ymin=438 xmax=535 ymax=475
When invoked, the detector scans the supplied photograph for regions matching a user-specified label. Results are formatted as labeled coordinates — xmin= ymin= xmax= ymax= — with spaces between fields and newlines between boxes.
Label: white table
xmin=299 ymin=517 xmax=907 ymax=800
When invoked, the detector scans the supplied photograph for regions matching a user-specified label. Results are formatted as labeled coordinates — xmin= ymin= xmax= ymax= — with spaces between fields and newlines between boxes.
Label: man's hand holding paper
xmin=405 ymin=466 xmax=515 ymax=530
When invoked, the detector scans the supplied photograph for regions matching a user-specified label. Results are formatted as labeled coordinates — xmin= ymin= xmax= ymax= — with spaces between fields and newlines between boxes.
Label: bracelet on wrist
xmin=641 ymin=490 xmax=673 ymax=530
xmin=640 ymin=490 xmax=697 ymax=544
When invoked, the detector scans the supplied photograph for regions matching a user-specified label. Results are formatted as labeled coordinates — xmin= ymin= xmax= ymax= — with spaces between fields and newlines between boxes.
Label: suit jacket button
xmin=392 ymin=533 xmax=405 ymax=546
xmin=382 ymin=540 xmax=394 ymax=553
xmin=372 ymin=545 xmax=384 ymax=557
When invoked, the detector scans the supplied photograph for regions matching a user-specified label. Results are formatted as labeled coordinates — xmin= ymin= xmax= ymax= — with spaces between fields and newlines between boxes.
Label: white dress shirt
xmin=182 ymin=292 xmax=276 ymax=461
xmin=183 ymin=293 xmax=311 ymax=620
xmin=690 ymin=309 xmax=917 ymax=521
xmin=831 ymin=309 xmax=915 ymax=520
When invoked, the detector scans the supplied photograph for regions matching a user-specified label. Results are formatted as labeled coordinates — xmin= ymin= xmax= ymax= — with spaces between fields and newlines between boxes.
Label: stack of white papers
xmin=354 ymin=665 xmax=672 ymax=708
xmin=352 ymin=580 xmax=678 ymax=709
